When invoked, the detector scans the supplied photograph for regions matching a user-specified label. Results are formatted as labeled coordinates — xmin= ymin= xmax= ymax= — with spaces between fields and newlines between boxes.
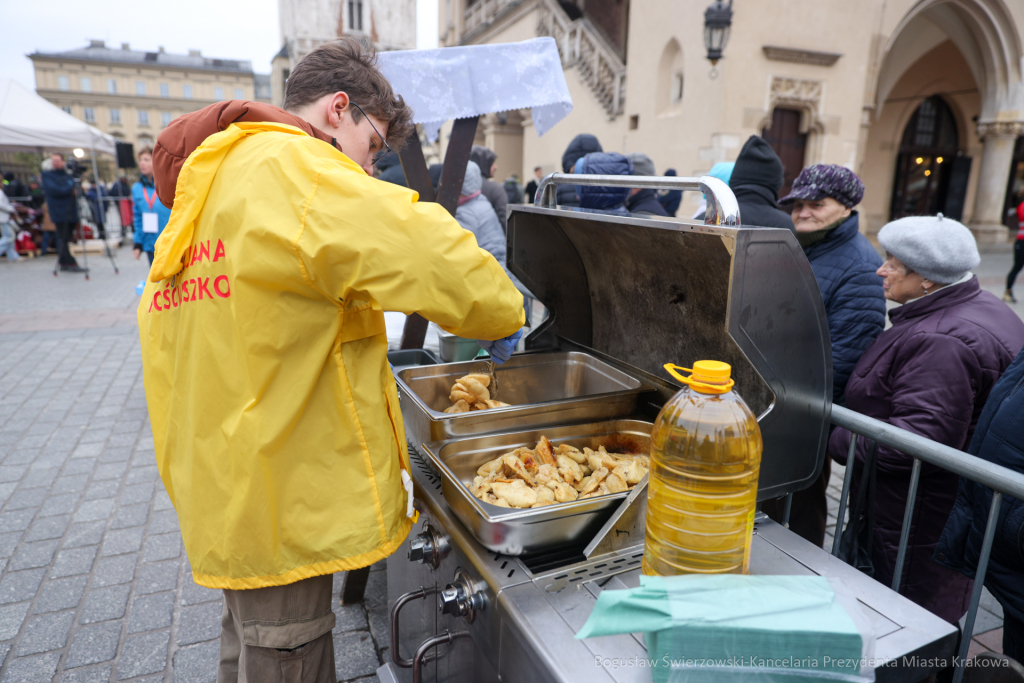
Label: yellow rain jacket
xmin=138 ymin=121 xmax=524 ymax=589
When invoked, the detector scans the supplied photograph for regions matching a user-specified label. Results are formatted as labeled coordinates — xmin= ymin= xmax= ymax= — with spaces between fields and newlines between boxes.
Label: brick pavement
xmin=0 ymin=251 xmax=390 ymax=682
xmin=2 ymin=247 xmax=1022 ymax=680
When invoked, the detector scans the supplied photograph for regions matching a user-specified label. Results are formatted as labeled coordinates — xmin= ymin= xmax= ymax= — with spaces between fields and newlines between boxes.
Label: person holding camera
xmin=41 ymin=152 xmax=85 ymax=273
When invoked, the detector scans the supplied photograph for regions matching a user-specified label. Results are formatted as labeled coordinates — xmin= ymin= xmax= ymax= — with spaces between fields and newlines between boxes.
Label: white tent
xmin=0 ymin=78 xmax=116 ymax=154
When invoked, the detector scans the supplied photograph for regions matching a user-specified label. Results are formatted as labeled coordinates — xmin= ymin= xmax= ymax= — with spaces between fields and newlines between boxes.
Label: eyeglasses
xmin=349 ymin=101 xmax=392 ymax=166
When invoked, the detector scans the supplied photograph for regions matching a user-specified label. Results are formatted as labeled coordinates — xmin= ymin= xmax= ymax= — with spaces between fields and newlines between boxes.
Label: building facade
xmin=273 ymin=0 xmax=417 ymax=106
xmin=30 ymin=41 xmax=272 ymax=153
xmin=442 ymin=0 xmax=1024 ymax=241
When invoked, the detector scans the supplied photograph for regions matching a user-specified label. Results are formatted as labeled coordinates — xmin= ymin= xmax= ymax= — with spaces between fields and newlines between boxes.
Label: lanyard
xmin=142 ymin=186 xmax=157 ymax=211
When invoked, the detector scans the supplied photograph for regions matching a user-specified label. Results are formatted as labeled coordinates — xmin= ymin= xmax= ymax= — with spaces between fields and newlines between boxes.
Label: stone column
xmin=481 ymin=110 xmax=526 ymax=184
xmin=971 ymin=121 xmax=1023 ymax=243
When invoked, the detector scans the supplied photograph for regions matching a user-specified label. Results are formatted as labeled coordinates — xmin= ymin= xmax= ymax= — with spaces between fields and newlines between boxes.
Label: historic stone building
xmin=272 ymin=0 xmax=418 ymax=106
xmin=29 ymin=41 xmax=271 ymax=152
xmin=442 ymin=0 xmax=1024 ymax=241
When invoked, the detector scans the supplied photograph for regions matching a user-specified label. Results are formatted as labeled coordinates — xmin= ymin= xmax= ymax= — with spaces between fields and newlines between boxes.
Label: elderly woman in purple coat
xmin=829 ymin=215 xmax=1024 ymax=624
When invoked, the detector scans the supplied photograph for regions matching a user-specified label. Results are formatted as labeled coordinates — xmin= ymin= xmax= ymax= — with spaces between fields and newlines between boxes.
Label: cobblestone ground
xmin=0 ymin=250 xmax=389 ymax=682
xmin=1 ymin=246 xmax=1022 ymax=680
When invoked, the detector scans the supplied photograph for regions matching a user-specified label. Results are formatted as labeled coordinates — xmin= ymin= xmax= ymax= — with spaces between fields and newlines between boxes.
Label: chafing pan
xmin=420 ymin=419 xmax=652 ymax=555
xmin=395 ymin=351 xmax=648 ymax=446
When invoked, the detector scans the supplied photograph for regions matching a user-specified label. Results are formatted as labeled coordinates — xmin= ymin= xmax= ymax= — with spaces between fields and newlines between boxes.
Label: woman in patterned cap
xmin=762 ymin=164 xmax=886 ymax=548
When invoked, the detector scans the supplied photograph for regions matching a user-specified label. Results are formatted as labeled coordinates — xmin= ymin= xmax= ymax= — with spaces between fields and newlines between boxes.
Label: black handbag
xmin=838 ymin=440 xmax=878 ymax=578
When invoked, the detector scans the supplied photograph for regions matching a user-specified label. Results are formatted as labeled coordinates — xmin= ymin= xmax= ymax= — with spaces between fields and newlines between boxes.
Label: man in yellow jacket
xmin=139 ymin=38 xmax=524 ymax=682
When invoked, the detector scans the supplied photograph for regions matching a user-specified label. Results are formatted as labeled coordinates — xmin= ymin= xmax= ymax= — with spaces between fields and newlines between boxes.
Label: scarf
xmin=797 ymin=216 xmax=847 ymax=249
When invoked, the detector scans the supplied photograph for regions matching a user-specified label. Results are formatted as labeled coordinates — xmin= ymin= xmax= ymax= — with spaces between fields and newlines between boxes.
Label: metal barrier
xmin=818 ymin=404 xmax=1024 ymax=682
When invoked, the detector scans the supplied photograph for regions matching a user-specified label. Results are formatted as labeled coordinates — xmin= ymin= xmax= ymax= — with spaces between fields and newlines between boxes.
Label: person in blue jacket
xmin=762 ymin=164 xmax=886 ymax=548
xmin=936 ymin=346 xmax=1024 ymax=662
xmin=575 ymin=152 xmax=633 ymax=215
xmin=132 ymin=146 xmax=172 ymax=265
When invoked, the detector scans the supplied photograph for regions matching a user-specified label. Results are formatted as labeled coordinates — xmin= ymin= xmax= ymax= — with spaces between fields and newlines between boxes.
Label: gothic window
xmin=890 ymin=96 xmax=960 ymax=219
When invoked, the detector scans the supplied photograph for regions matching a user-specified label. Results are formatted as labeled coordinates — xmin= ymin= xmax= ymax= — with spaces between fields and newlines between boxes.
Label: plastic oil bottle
xmin=642 ymin=361 xmax=762 ymax=576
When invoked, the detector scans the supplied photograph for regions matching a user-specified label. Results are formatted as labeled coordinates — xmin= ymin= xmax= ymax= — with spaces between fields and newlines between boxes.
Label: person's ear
xmin=328 ymin=92 xmax=350 ymax=127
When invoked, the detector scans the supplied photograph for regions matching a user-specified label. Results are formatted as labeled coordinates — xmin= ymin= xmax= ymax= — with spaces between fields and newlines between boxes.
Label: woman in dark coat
xmin=762 ymin=165 xmax=885 ymax=547
xmin=829 ymin=214 xmax=1024 ymax=624
xmin=936 ymin=346 xmax=1024 ymax=661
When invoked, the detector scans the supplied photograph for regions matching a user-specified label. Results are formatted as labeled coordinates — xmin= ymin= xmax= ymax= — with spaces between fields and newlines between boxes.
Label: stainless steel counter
xmin=380 ymin=447 xmax=957 ymax=683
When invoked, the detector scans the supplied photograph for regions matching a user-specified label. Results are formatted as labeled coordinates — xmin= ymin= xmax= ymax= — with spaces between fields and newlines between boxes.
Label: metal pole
xmin=831 ymin=434 xmax=858 ymax=556
xmin=782 ymin=492 xmax=793 ymax=528
xmin=891 ymin=458 xmax=921 ymax=593
xmin=831 ymin=405 xmax=1024 ymax=500
xmin=952 ymin=491 xmax=1002 ymax=683
xmin=88 ymin=141 xmax=118 ymax=275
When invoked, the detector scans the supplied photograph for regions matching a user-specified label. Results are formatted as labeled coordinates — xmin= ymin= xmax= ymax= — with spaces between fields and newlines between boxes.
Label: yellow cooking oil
xmin=642 ymin=361 xmax=762 ymax=576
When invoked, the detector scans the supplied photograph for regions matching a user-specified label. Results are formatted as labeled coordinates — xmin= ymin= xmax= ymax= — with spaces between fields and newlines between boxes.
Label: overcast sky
xmin=0 ymin=0 xmax=439 ymax=91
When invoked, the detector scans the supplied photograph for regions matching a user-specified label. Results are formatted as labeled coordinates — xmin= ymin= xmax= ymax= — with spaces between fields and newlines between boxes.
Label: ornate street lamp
xmin=703 ymin=0 xmax=733 ymax=66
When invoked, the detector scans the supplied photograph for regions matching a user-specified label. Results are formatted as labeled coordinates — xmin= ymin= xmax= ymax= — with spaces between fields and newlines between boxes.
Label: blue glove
xmin=477 ymin=328 xmax=524 ymax=365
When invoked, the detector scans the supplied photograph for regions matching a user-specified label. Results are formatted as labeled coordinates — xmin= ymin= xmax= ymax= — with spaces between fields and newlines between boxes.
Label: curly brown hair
xmin=284 ymin=37 xmax=415 ymax=149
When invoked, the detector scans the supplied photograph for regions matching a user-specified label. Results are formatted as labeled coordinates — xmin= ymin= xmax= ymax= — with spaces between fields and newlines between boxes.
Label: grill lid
xmin=507 ymin=175 xmax=832 ymax=500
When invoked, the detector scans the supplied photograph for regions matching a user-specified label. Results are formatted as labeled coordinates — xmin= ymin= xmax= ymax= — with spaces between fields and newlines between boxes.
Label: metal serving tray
xmin=419 ymin=419 xmax=652 ymax=555
xmin=395 ymin=351 xmax=648 ymax=446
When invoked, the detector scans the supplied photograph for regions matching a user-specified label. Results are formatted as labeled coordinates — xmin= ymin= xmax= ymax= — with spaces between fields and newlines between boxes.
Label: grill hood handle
xmin=534 ymin=173 xmax=740 ymax=226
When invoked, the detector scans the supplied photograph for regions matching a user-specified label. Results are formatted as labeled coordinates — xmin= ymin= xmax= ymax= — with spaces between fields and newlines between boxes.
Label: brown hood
xmin=153 ymin=100 xmax=339 ymax=209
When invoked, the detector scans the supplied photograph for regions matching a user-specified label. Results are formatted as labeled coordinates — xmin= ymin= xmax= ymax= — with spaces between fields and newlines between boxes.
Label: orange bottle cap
xmin=664 ymin=361 xmax=734 ymax=395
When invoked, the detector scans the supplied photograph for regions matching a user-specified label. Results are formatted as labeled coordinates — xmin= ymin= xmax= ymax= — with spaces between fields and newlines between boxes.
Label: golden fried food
xmin=444 ymin=374 xmax=511 ymax=413
xmin=470 ymin=438 xmax=648 ymax=509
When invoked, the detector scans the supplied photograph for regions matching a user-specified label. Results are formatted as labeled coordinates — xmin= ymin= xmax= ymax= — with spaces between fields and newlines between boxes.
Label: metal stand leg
xmin=397 ymin=117 xmax=480 ymax=351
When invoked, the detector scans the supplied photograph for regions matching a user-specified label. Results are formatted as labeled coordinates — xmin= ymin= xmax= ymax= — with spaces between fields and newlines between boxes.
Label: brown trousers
xmin=218 ymin=573 xmax=337 ymax=683
xmin=761 ymin=456 xmax=831 ymax=548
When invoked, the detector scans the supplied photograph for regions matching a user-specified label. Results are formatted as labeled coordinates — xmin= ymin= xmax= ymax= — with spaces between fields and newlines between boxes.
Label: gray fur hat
xmin=628 ymin=153 xmax=656 ymax=177
xmin=877 ymin=213 xmax=979 ymax=284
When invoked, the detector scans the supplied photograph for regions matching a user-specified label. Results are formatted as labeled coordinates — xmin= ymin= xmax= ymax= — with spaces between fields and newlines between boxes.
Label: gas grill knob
xmin=408 ymin=534 xmax=434 ymax=564
xmin=440 ymin=570 xmax=483 ymax=622
xmin=407 ymin=526 xmax=449 ymax=569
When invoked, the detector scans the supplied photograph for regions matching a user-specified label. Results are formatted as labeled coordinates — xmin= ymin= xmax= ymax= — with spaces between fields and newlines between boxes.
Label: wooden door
xmin=762 ymin=108 xmax=807 ymax=198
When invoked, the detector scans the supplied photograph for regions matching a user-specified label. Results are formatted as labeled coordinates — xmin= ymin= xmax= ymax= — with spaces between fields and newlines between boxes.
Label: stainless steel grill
xmin=379 ymin=175 xmax=958 ymax=683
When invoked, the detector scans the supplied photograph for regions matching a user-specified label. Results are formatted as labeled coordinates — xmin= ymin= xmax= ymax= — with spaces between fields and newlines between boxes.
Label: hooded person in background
xmin=692 ymin=162 xmax=734 ymax=220
xmin=455 ymin=161 xmax=508 ymax=270
xmin=658 ymin=169 xmax=683 ymax=217
xmin=375 ymin=150 xmax=407 ymax=187
xmin=729 ymin=135 xmax=794 ymax=231
xmin=626 ymin=153 xmax=668 ymax=217
xmin=558 ymin=134 xmax=603 ymax=207
xmin=3 ymin=172 xmax=27 ymax=199
xmin=504 ymin=174 xmax=524 ymax=205
xmin=469 ymin=145 xmax=508 ymax=232
xmin=575 ymin=152 xmax=633 ymax=215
